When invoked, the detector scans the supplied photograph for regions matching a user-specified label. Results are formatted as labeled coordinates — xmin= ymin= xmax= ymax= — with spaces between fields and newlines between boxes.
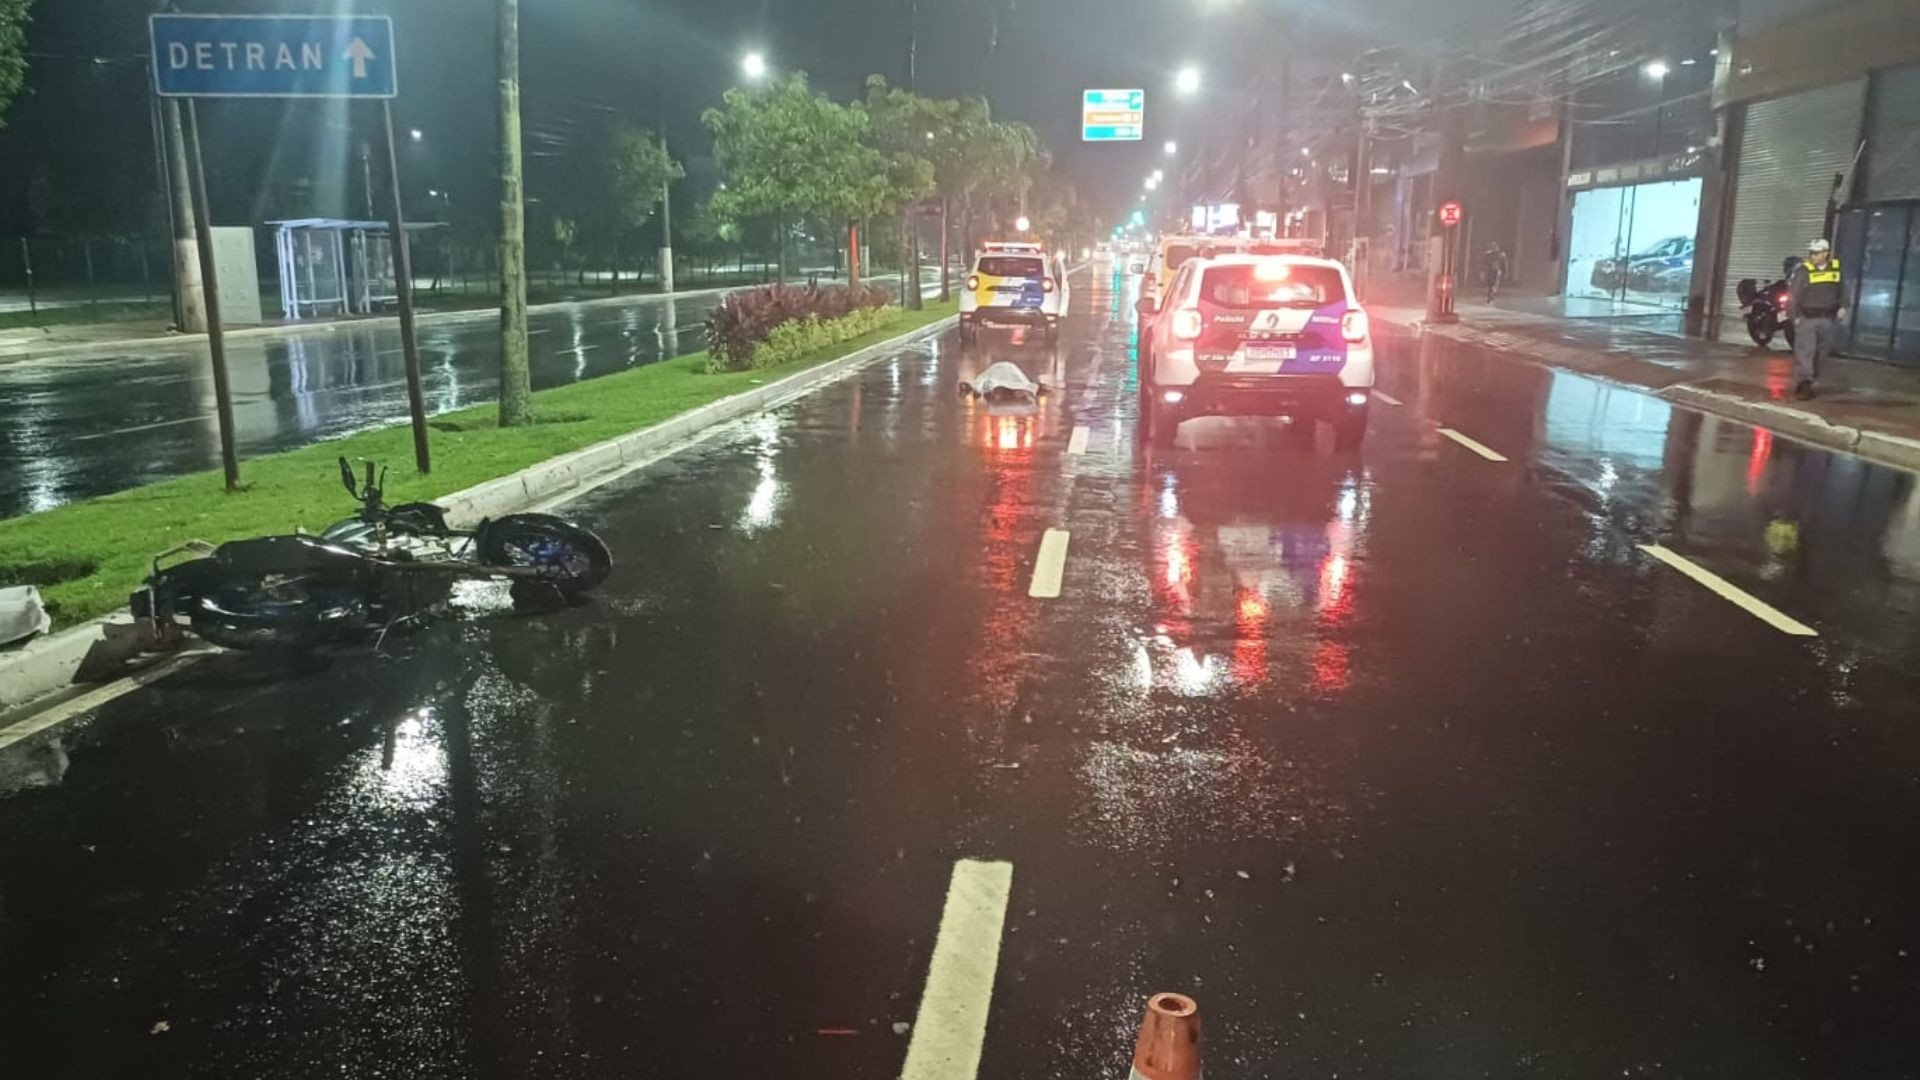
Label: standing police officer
xmin=1788 ymin=237 xmax=1845 ymax=400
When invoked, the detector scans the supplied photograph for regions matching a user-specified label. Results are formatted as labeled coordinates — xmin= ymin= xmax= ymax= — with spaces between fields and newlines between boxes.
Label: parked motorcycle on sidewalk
xmin=131 ymin=458 xmax=612 ymax=653
xmin=1737 ymin=256 xmax=1802 ymax=350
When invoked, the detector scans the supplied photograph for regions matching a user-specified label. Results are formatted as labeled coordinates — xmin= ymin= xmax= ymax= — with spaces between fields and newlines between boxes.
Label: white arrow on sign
xmin=344 ymin=37 xmax=375 ymax=79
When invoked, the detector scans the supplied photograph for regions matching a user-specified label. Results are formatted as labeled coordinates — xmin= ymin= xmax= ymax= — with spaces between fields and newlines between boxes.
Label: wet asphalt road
xmin=0 ymin=273 xmax=927 ymax=519
xmin=4 ymin=266 xmax=1920 ymax=1078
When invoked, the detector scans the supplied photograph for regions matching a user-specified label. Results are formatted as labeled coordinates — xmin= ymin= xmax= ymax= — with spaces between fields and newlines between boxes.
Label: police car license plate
xmin=1244 ymin=343 xmax=1296 ymax=362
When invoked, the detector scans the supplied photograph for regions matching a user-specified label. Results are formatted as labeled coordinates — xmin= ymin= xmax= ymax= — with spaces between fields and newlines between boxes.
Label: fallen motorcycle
xmin=131 ymin=458 xmax=612 ymax=652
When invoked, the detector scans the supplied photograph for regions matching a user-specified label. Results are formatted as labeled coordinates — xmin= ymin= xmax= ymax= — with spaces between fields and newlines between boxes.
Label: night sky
xmin=0 ymin=0 xmax=1493 ymax=236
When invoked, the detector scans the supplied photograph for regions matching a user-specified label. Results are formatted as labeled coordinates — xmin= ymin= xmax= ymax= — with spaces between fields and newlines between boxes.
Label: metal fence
xmin=0 ymin=235 xmax=173 ymax=313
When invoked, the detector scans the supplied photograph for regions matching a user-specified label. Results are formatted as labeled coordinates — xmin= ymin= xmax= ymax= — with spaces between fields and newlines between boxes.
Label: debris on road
xmin=959 ymin=361 xmax=1046 ymax=403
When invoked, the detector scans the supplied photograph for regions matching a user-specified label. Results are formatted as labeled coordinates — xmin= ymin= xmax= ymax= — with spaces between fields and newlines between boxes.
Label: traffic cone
xmin=1128 ymin=992 xmax=1201 ymax=1080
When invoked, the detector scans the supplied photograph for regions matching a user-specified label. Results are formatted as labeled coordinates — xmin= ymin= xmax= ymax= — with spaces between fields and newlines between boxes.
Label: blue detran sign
xmin=149 ymin=15 xmax=397 ymax=99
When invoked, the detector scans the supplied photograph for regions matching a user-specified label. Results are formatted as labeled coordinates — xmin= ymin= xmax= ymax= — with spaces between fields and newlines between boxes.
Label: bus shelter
xmin=269 ymin=218 xmax=443 ymax=320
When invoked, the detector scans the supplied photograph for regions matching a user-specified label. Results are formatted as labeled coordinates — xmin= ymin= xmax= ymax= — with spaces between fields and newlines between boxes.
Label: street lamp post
xmin=1644 ymin=60 xmax=1670 ymax=159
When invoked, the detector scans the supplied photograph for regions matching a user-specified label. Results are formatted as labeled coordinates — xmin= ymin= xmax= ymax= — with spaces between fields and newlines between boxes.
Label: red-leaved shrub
xmin=705 ymin=282 xmax=890 ymax=371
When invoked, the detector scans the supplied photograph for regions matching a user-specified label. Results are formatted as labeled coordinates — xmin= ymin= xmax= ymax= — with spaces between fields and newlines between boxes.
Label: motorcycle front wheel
xmin=478 ymin=514 xmax=612 ymax=597
xmin=188 ymin=578 xmax=364 ymax=651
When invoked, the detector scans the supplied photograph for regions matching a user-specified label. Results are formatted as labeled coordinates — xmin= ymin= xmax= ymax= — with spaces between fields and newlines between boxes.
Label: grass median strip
xmin=0 ymin=298 xmax=955 ymax=631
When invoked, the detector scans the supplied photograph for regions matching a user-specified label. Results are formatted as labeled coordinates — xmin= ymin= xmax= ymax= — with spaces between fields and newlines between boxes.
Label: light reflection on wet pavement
xmin=0 ymin=275 xmax=927 ymax=519
xmin=4 ymin=267 xmax=1920 ymax=1077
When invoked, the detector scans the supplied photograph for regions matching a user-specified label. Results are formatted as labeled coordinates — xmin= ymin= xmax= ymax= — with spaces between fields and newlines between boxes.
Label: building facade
xmin=1710 ymin=0 xmax=1920 ymax=363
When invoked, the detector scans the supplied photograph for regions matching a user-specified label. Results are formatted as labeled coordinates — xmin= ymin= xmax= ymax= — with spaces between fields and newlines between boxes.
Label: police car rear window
xmin=1200 ymin=265 xmax=1347 ymax=307
xmin=1164 ymin=244 xmax=1198 ymax=271
xmin=978 ymin=256 xmax=1045 ymax=279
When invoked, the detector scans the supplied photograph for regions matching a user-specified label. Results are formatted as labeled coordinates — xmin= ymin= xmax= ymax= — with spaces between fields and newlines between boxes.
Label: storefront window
xmin=1839 ymin=203 xmax=1920 ymax=366
xmin=1565 ymin=178 xmax=1701 ymax=310
xmin=1901 ymin=216 xmax=1920 ymax=359
xmin=1850 ymin=206 xmax=1910 ymax=356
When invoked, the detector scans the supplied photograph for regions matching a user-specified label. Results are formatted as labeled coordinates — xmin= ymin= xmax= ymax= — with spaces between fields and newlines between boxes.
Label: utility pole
xmin=497 ymin=0 xmax=532 ymax=427
xmin=659 ymin=134 xmax=675 ymax=294
xmin=381 ymin=101 xmax=431 ymax=474
xmin=1428 ymin=88 xmax=1467 ymax=322
xmin=1277 ymin=43 xmax=1291 ymax=232
xmin=360 ymin=140 xmax=376 ymax=219
xmin=652 ymin=0 xmax=674 ymax=295
xmin=184 ymin=101 xmax=240 ymax=491
xmin=162 ymin=98 xmax=208 ymax=332
xmin=905 ymin=0 xmax=917 ymax=90
xmin=1353 ymin=114 xmax=1372 ymax=297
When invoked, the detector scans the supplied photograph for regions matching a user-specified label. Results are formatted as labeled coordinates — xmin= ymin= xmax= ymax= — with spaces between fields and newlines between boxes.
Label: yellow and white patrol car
xmin=959 ymin=242 xmax=1068 ymax=344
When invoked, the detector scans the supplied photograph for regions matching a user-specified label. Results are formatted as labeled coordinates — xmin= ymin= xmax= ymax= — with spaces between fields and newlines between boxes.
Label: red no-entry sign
xmin=1437 ymin=200 xmax=1463 ymax=227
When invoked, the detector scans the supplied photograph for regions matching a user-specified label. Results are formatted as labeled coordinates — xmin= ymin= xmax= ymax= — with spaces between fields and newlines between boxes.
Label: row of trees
xmin=540 ymin=121 xmax=683 ymax=290
xmin=0 ymin=0 xmax=25 ymax=124
xmin=508 ymin=72 xmax=1088 ymax=308
xmin=702 ymin=74 xmax=1069 ymax=292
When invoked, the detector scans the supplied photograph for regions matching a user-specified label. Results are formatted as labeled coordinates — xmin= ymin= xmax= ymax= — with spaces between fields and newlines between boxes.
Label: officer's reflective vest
xmin=1800 ymin=257 xmax=1843 ymax=310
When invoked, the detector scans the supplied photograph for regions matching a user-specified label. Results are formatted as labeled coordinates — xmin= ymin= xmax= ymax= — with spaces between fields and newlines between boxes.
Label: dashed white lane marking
xmin=1067 ymin=426 xmax=1091 ymax=455
xmin=1638 ymin=544 xmax=1819 ymax=637
xmin=1438 ymin=427 xmax=1508 ymax=462
xmin=900 ymin=859 xmax=1014 ymax=1080
xmin=1371 ymin=389 xmax=1404 ymax=406
xmin=1028 ymin=529 xmax=1070 ymax=599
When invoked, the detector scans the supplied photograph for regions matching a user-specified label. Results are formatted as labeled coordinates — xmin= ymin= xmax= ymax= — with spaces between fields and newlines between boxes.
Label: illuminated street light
xmin=1164 ymin=140 xmax=1177 ymax=155
xmin=1152 ymin=169 xmax=1164 ymax=182
xmin=1643 ymin=59 xmax=1670 ymax=79
xmin=1015 ymin=215 xmax=1032 ymax=232
xmin=1175 ymin=65 xmax=1201 ymax=96
xmin=1145 ymin=177 xmax=1159 ymax=190
xmin=741 ymin=51 xmax=768 ymax=81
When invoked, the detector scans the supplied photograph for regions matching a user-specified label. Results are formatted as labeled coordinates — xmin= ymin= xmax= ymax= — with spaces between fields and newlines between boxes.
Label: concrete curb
xmin=1656 ymin=385 xmax=1864 ymax=456
xmin=1376 ymin=311 xmax=1920 ymax=474
xmin=0 ymin=313 xmax=956 ymax=718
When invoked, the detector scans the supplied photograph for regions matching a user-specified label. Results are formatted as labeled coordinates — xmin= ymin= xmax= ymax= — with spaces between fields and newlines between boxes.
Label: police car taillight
xmin=967 ymin=274 xmax=980 ymax=291
xmin=1172 ymin=308 xmax=1203 ymax=340
xmin=1341 ymin=308 xmax=1370 ymax=344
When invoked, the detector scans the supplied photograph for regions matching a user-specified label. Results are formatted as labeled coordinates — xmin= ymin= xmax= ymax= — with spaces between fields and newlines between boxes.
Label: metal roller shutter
xmin=1722 ymin=79 xmax=1866 ymax=318
xmin=1866 ymin=66 xmax=1920 ymax=202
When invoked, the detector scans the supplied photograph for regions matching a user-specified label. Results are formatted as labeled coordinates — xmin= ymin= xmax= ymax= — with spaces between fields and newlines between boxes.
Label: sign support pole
xmin=184 ymin=99 xmax=240 ymax=492
xmin=380 ymin=99 xmax=431 ymax=475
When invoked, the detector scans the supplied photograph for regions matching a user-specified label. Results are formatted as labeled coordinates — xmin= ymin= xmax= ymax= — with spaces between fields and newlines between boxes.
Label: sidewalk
xmin=1367 ymin=275 xmax=1920 ymax=472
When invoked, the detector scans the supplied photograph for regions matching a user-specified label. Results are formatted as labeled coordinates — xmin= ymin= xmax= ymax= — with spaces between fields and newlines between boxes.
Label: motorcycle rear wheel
xmin=478 ymin=514 xmax=612 ymax=597
xmin=1745 ymin=312 xmax=1777 ymax=348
